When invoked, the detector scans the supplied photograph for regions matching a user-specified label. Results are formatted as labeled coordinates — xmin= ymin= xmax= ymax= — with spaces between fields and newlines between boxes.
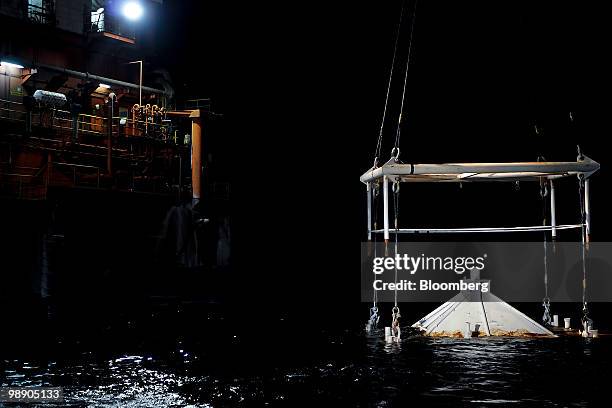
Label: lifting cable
xmin=374 ymin=0 xmax=407 ymax=168
xmin=392 ymin=0 xmax=419 ymax=161
xmin=539 ymin=170 xmax=552 ymax=326
xmin=369 ymin=0 xmax=418 ymax=339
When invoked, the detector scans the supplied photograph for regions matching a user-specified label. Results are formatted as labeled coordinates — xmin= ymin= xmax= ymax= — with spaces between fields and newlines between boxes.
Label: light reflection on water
xmin=1 ymin=333 xmax=607 ymax=407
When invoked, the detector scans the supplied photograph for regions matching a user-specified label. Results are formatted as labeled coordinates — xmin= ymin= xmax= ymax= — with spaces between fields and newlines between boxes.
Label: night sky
xmin=2 ymin=4 xmax=612 ymax=401
xmin=2 ymin=0 xmax=612 ymax=370
xmin=154 ymin=1 xmax=611 ymax=308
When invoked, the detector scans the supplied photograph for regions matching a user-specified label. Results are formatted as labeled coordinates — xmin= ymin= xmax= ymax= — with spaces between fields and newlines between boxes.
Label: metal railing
xmin=0 ymin=99 xmax=173 ymax=141
xmin=0 ymin=160 xmax=104 ymax=200
xmin=185 ymin=99 xmax=211 ymax=111
xmin=1 ymin=98 xmax=183 ymax=198
xmin=0 ymin=99 xmax=27 ymax=122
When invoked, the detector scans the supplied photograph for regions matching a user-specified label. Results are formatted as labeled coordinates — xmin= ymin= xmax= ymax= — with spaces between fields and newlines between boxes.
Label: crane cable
xmin=374 ymin=0 xmax=407 ymax=168
xmin=392 ymin=0 xmax=419 ymax=161
xmin=389 ymin=0 xmax=419 ymax=337
xmin=368 ymin=0 xmax=405 ymax=329
xmin=539 ymin=171 xmax=552 ymax=326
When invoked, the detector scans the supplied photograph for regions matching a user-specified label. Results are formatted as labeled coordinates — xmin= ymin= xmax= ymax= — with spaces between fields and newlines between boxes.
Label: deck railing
xmin=0 ymin=99 xmax=172 ymax=141
xmin=0 ymin=98 xmax=184 ymax=199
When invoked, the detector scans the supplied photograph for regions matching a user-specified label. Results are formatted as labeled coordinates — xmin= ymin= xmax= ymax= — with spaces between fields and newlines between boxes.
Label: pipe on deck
xmin=36 ymin=63 xmax=168 ymax=96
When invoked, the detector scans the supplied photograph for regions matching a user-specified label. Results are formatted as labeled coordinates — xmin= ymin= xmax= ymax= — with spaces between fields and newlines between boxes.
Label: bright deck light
xmin=1 ymin=61 xmax=25 ymax=69
xmin=122 ymin=1 xmax=144 ymax=21
xmin=99 ymin=83 xmax=111 ymax=89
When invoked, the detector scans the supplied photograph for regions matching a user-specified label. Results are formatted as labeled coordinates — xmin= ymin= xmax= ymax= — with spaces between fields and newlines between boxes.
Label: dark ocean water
xmin=1 ymin=307 xmax=609 ymax=407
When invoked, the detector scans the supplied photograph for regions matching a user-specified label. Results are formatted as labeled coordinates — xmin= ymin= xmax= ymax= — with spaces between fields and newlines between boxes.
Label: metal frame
xmin=361 ymin=156 xmax=599 ymax=184
xmin=370 ymin=224 xmax=583 ymax=234
xmin=363 ymin=156 xmax=599 ymax=240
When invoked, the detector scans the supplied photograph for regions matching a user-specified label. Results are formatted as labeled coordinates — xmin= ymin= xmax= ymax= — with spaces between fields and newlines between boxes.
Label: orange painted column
xmin=191 ymin=112 xmax=202 ymax=203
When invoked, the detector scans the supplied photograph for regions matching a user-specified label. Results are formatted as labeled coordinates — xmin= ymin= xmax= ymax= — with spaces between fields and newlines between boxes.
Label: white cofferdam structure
xmin=361 ymin=154 xmax=599 ymax=337
xmin=412 ymin=272 xmax=554 ymax=337
xmin=413 ymin=292 xmax=554 ymax=337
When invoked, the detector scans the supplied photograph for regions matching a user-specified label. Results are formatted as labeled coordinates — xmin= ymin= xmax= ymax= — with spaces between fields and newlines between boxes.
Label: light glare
xmin=122 ymin=1 xmax=144 ymax=21
xmin=1 ymin=61 xmax=25 ymax=69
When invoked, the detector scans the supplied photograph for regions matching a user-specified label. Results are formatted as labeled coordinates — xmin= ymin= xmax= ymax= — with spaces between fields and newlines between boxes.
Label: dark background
xmin=2 ymin=0 xmax=611 ymax=348
xmin=1 ymin=4 xmax=610 ymax=404
xmin=154 ymin=0 xmax=611 ymax=308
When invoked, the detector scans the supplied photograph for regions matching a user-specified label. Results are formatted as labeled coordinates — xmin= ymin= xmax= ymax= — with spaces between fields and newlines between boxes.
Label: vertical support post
xmin=585 ymin=179 xmax=591 ymax=238
xmin=71 ymin=108 xmax=78 ymax=143
xmin=578 ymin=175 xmax=590 ymax=331
xmin=178 ymin=155 xmax=183 ymax=200
xmin=383 ymin=176 xmax=389 ymax=241
xmin=139 ymin=60 xmax=143 ymax=107
xmin=550 ymin=179 xmax=557 ymax=240
xmin=46 ymin=152 xmax=52 ymax=188
xmin=367 ymin=182 xmax=372 ymax=241
xmin=27 ymin=110 xmax=32 ymax=133
xmin=191 ymin=109 xmax=203 ymax=205
xmin=107 ymin=96 xmax=114 ymax=177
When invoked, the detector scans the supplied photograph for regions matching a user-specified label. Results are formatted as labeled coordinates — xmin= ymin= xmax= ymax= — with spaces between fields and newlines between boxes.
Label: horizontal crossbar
xmin=371 ymin=224 xmax=584 ymax=234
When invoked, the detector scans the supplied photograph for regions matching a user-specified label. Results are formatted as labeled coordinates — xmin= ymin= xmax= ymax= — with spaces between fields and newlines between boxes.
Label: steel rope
xmin=393 ymin=0 xmax=419 ymax=156
xmin=374 ymin=0 xmax=407 ymax=167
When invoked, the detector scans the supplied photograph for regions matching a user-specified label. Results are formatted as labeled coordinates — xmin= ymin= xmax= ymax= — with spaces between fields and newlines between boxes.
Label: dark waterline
xmin=2 ymin=307 xmax=608 ymax=407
